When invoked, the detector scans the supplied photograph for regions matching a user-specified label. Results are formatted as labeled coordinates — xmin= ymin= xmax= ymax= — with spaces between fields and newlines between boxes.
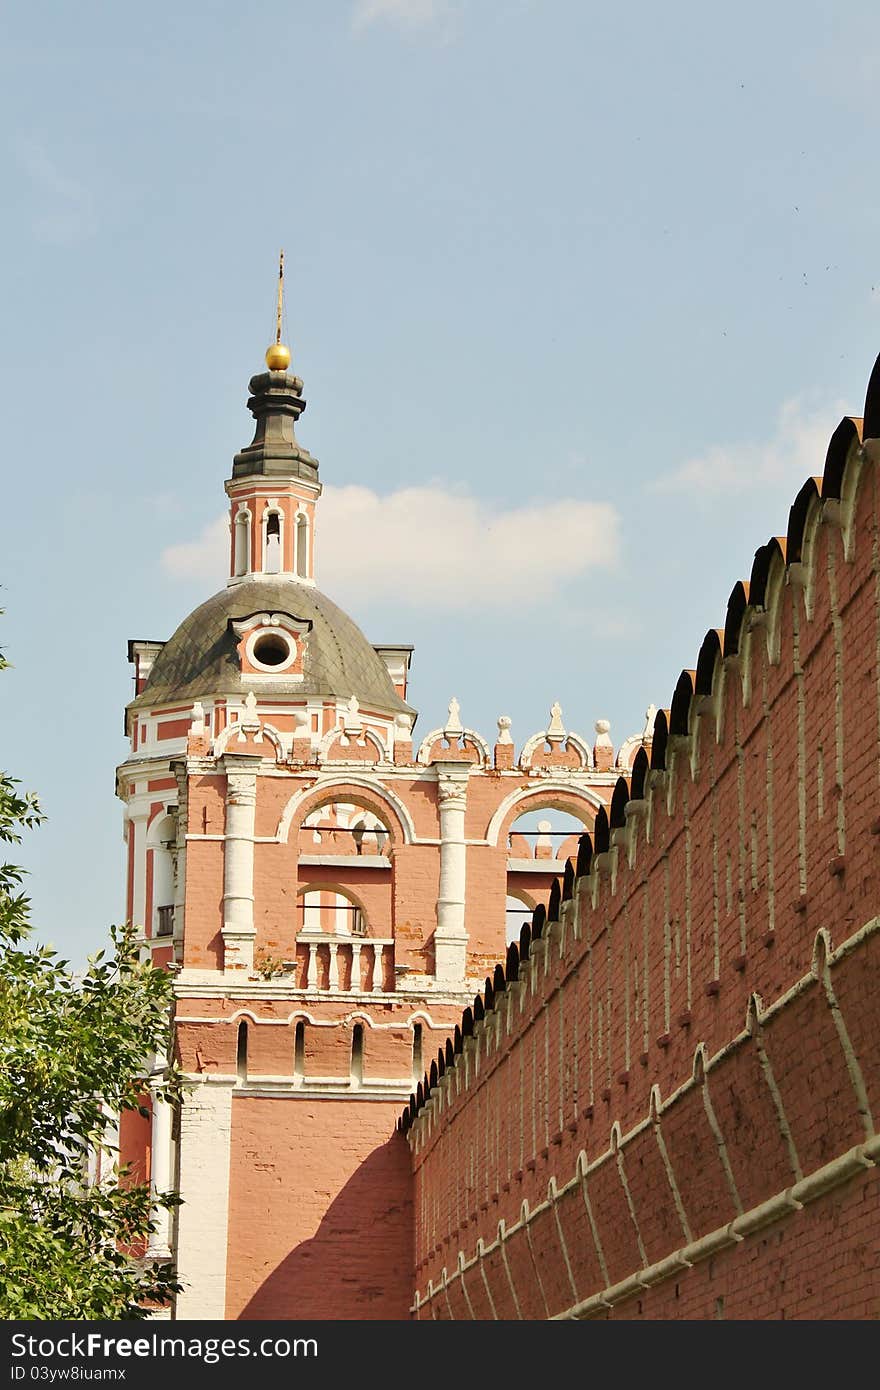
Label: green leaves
xmin=0 ymin=624 xmax=180 ymax=1317
xmin=0 ymin=920 xmax=183 ymax=1316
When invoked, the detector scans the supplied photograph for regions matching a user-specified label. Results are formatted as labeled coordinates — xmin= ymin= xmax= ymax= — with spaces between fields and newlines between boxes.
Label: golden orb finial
xmin=265 ymin=249 xmax=291 ymax=372
xmin=265 ymin=341 xmax=291 ymax=371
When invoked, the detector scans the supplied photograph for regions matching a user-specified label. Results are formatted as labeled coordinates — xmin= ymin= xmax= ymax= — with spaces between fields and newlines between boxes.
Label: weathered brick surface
xmin=606 ymin=1163 xmax=880 ymax=1321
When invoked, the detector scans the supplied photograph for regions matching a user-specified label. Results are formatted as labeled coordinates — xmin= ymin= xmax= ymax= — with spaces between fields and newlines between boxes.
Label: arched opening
xmin=411 ymin=1022 xmax=423 ymax=1082
xmin=147 ymin=811 xmax=176 ymax=939
xmin=350 ymin=814 xmax=389 ymax=856
xmin=295 ymin=512 xmax=308 ymax=578
xmin=233 ymin=511 xmax=251 ymax=577
xmin=236 ymin=1021 xmax=248 ymax=1083
xmin=264 ymin=510 xmax=282 ymax=574
xmin=300 ymin=802 xmax=391 ymax=859
xmin=150 ymin=812 xmax=177 ymax=938
xmin=293 ymin=1021 xmax=305 ymax=1083
xmin=299 ymin=887 xmax=367 ymax=937
xmin=507 ymin=807 xmax=587 ymax=864
xmin=505 ymin=893 xmax=534 ymax=946
xmin=350 ymin=1023 xmax=364 ymax=1087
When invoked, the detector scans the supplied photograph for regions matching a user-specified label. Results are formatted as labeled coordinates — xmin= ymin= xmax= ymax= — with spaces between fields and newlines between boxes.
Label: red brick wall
xmin=408 ymin=433 xmax=880 ymax=1318
xmin=225 ymin=1097 xmax=412 ymax=1319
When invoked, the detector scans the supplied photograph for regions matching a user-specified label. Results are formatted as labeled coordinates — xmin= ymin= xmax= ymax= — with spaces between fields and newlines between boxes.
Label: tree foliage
xmin=0 ymin=636 xmax=181 ymax=1318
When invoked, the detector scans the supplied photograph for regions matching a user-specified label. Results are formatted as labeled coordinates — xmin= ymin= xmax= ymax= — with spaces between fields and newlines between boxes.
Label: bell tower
xmin=116 ymin=266 xmax=626 ymax=1321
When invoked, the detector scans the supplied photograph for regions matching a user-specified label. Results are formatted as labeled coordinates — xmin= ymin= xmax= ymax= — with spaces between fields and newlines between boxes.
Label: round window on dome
xmin=250 ymin=631 xmax=295 ymax=671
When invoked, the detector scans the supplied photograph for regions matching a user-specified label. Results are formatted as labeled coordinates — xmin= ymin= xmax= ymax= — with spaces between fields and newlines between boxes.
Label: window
xmin=234 ymin=512 xmax=251 ymax=577
xmin=411 ymin=1022 xmax=423 ymax=1082
xmin=236 ymin=1021 xmax=248 ymax=1083
xmin=265 ymin=511 xmax=282 ymax=574
xmin=351 ymin=1024 xmax=364 ymax=1087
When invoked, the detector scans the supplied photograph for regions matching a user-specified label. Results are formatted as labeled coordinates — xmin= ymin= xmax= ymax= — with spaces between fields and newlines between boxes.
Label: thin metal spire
xmin=275 ymin=249 xmax=285 ymax=346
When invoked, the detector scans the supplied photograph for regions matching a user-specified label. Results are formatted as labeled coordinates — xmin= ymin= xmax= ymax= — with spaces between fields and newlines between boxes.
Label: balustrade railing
xmin=294 ymin=933 xmax=394 ymax=993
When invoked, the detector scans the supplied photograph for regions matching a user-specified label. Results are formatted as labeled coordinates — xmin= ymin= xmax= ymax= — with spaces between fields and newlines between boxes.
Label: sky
xmin=2 ymin=0 xmax=880 ymax=964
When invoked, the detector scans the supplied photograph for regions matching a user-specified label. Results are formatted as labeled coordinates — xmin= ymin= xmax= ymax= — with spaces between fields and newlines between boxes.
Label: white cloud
xmin=13 ymin=136 xmax=96 ymax=245
xmin=160 ymin=485 xmax=620 ymax=610
xmin=161 ymin=516 xmax=229 ymax=581
xmin=651 ymin=398 xmax=842 ymax=496
xmin=351 ymin=0 xmax=449 ymax=34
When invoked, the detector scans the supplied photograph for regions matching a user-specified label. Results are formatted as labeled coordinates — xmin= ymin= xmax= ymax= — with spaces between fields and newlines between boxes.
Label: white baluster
xmin=306 ymin=941 xmax=318 ymax=990
xmin=328 ymin=941 xmax=339 ymax=992
xmin=351 ymin=941 xmax=362 ymax=992
xmin=372 ymin=943 xmax=384 ymax=993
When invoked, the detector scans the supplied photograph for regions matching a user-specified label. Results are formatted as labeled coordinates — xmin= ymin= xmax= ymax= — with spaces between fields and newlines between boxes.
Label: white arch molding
xmin=485 ymin=780 xmax=605 ymax=848
xmin=316 ymin=725 xmax=389 ymax=762
xmin=213 ymin=719 xmax=286 ymax=759
xmin=276 ymin=774 xmax=418 ymax=845
xmin=415 ymin=727 xmax=492 ymax=768
xmin=519 ymin=729 xmax=593 ymax=769
xmin=203 ymin=1007 xmax=455 ymax=1031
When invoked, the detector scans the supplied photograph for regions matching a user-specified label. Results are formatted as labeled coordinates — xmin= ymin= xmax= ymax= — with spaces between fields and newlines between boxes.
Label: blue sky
xmin=2 ymin=0 xmax=880 ymax=963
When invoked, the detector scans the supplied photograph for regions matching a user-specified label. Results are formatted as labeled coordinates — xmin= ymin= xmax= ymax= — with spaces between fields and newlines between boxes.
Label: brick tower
xmin=116 ymin=311 xmax=643 ymax=1319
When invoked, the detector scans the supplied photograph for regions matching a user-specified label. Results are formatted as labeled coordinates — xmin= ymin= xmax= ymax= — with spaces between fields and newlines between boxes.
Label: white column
xmin=129 ymin=805 xmax=149 ymax=933
xmin=92 ymin=1105 xmax=119 ymax=1187
xmin=173 ymin=1079 xmax=234 ymax=1320
xmin=221 ymin=755 xmax=261 ymax=973
xmin=434 ymin=762 xmax=471 ymax=984
xmin=146 ymin=1072 xmax=174 ymax=1259
xmin=171 ymin=764 xmax=188 ymax=963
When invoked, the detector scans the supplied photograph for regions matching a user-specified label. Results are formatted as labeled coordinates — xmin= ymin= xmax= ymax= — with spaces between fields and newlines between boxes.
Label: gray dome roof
xmin=128 ymin=578 xmax=414 ymax=718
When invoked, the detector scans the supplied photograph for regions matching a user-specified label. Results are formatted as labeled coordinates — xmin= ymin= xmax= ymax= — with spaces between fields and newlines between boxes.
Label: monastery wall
xmin=405 ymin=406 xmax=880 ymax=1319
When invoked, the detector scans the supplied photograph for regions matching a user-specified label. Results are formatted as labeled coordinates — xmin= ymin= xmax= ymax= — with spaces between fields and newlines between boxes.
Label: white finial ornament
xmin=496 ymin=715 xmax=513 ymax=745
xmin=547 ymin=701 xmax=566 ymax=742
xmin=190 ymin=701 xmax=206 ymax=735
xmin=343 ymin=695 xmax=362 ymax=736
xmin=237 ymin=690 xmax=262 ymax=742
xmin=642 ymin=704 xmax=657 ymax=740
xmin=444 ymin=696 xmax=463 ymax=739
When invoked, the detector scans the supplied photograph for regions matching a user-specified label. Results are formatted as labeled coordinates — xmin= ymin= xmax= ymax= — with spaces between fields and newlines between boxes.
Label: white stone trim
xmin=224 ymin=477 xmax=322 ymax=501
xmin=173 ymin=1079 xmax=234 ymax=1320
xmin=173 ymin=999 xmax=470 ymax=1025
xmin=236 ymin=1083 xmax=413 ymax=1101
